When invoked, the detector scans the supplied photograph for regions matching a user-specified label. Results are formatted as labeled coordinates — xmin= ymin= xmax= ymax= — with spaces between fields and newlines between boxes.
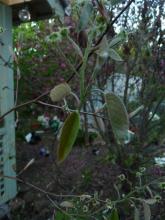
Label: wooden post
xmin=0 ymin=3 xmax=17 ymax=205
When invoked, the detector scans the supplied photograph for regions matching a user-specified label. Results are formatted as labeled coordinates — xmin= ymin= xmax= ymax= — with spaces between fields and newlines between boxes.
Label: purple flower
xmin=60 ymin=63 xmax=66 ymax=69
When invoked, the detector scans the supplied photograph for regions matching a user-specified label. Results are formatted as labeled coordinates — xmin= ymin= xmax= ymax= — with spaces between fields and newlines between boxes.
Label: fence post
xmin=0 ymin=3 xmax=17 ymax=205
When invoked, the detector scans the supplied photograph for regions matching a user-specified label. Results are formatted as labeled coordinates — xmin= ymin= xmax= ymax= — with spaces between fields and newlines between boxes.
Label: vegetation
xmin=1 ymin=0 xmax=165 ymax=219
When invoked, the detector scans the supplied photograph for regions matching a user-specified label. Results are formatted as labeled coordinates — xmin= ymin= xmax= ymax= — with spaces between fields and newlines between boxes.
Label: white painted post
xmin=0 ymin=3 xmax=17 ymax=204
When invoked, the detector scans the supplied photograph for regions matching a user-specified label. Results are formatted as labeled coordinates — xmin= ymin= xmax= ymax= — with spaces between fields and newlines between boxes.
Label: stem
xmin=123 ymin=62 xmax=130 ymax=106
xmin=37 ymin=101 xmax=108 ymax=120
xmin=79 ymin=44 xmax=91 ymax=107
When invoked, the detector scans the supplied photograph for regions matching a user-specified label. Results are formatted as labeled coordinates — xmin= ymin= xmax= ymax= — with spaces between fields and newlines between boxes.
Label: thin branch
xmin=0 ymin=92 xmax=108 ymax=122
xmin=3 ymin=175 xmax=87 ymax=198
xmin=0 ymin=91 xmax=49 ymax=121
xmin=37 ymin=100 xmax=108 ymax=120
xmin=46 ymin=195 xmax=70 ymax=217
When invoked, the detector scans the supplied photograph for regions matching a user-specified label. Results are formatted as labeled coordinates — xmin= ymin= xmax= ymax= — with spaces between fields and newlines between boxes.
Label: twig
xmin=17 ymin=158 xmax=35 ymax=176
xmin=0 ymin=92 xmax=108 ymax=122
xmin=37 ymin=100 xmax=108 ymax=120
xmin=3 ymin=175 xmax=83 ymax=198
xmin=0 ymin=91 xmax=49 ymax=121
xmin=46 ymin=195 xmax=70 ymax=217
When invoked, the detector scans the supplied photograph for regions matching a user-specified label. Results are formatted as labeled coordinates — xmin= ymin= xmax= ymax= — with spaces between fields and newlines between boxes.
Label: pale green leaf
xmin=60 ymin=201 xmax=74 ymax=208
xmin=109 ymin=49 xmax=123 ymax=61
xmin=109 ymin=37 xmax=121 ymax=48
xmin=54 ymin=0 xmax=65 ymax=23
xmin=110 ymin=208 xmax=119 ymax=220
xmin=134 ymin=207 xmax=140 ymax=220
xmin=96 ymin=36 xmax=109 ymax=58
xmin=94 ymin=117 xmax=105 ymax=132
xmin=143 ymin=202 xmax=151 ymax=220
xmin=57 ymin=112 xmax=80 ymax=163
xmin=109 ymin=31 xmax=128 ymax=47
xmin=95 ymin=56 xmax=107 ymax=71
xmin=145 ymin=199 xmax=157 ymax=205
xmin=146 ymin=186 xmax=154 ymax=198
xmin=105 ymin=93 xmax=129 ymax=144
xmin=50 ymin=83 xmax=71 ymax=102
xmin=78 ymin=2 xmax=93 ymax=31
xmin=68 ymin=36 xmax=83 ymax=58
xmin=129 ymin=105 xmax=144 ymax=119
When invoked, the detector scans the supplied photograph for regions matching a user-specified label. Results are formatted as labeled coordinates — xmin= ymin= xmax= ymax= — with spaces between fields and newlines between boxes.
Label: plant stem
xmin=79 ymin=45 xmax=91 ymax=108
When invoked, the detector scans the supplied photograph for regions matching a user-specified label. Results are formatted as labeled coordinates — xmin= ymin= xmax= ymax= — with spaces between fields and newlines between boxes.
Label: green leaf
xmin=50 ymin=83 xmax=71 ymax=102
xmin=94 ymin=117 xmax=105 ymax=132
xmin=105 ymin=93 xmax=129 ymax=144
xmin=96 ymin=36 xmax=109 ymax=58
xmin=109 ymin=49 xmax=123 ymax=61
xmin=54 ymin=0 xmax=65 ymax=23
xmin=134 ymin=207 xmax=140 ymax=220
xmin=95 ymin=55 xmax=107 ymax=71
xmin=60 ymin=201 xmax=74 ymax=208
xmin=68 ymin=36 xmax=83 ymax=58
xmin=57 ymin=112 xmax=80 ymax=163
xmin=143 ymin=202 xmax=151 ymax=220
xmin=109 ymin=36 xmax=122 ymax=48
xmin=110 ymin=208 xmax=119 ymax=220
xmin=109 ymin=31 xmax=128 ymax=48
xmin=145 ymin=198 xmax=157 ymax=205
xmin=78 ymin=2 xmax=93 ymax=32
xmin=55 ymin=211 xmax=70 ymax=220
xmin=96 ymin=35 xmax=124 ymax=61
xmin=129 ymin=105 xmax=144 ymax=119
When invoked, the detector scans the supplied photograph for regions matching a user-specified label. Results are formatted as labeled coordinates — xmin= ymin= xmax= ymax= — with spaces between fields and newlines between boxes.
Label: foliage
xmin=50 ymin=83 xmax=72 ymax=102
xmin=57 ymin=111 xmax=80 ymax=163
xmin=7 ymin=0 xmax=165 ymax=219
xmin=105 ymin=92 xmax=129 ymax=144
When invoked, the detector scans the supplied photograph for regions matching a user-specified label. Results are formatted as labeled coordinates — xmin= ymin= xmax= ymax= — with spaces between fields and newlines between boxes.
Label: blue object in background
xmin=39 ymin=147 xmax=50 ymax=157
